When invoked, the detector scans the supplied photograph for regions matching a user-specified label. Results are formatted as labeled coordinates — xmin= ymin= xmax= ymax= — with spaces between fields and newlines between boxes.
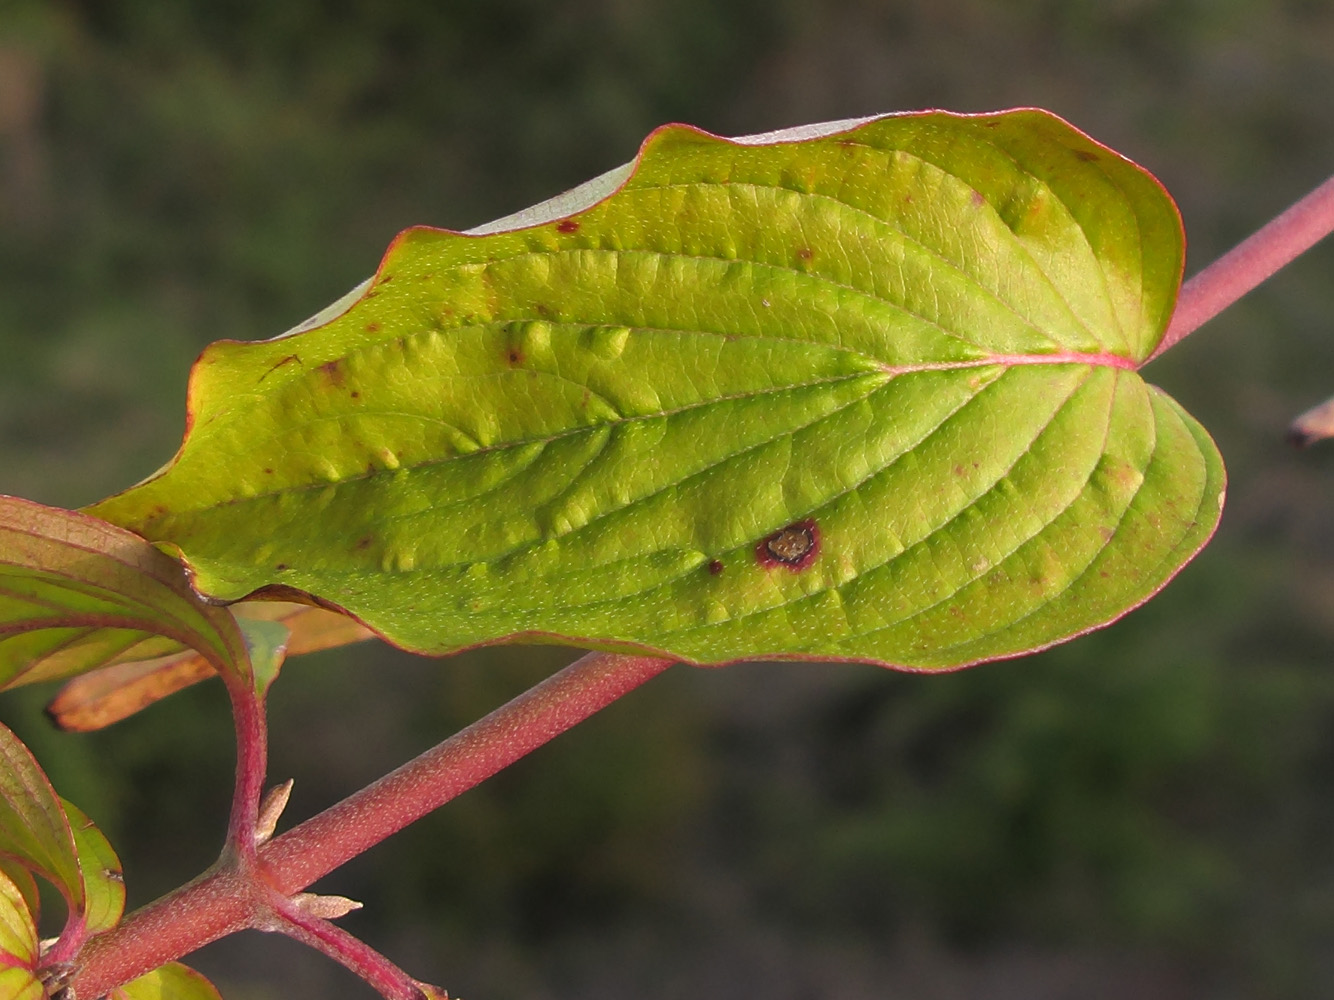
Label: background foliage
xmin=1 ymin=2 xmax=1333 ymax=997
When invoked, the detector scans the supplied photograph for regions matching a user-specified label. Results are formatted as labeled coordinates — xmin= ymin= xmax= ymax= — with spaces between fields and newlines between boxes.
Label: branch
xmin=66 ymin=650 xmax=674 ymax=999
xmin=259 ymin=650 xmax=675 ymax=893
xmin=1150 ymin=173 xmax=1334 ymax=362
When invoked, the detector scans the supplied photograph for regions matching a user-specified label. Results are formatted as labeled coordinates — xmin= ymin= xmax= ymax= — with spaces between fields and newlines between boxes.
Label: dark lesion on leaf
xmin=556 ymin=219 xmax=580 ymax=233
xmin=756 ymin=519 xmax=820 ymax=572
xmin=707 ymin=559 xmax=724 ymax=576
xmin=317 ymin=359 xmax=346 ymax=387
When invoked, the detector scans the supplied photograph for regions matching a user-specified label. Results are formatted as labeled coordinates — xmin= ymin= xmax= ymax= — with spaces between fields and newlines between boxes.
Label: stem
xmin=67 ymin=650 xmax=673 ymax=999
xmin=1150 ymin=173 xmax=1334 ymax=361
xmin=225 ymin=677 xmax=269 ymax=859
xmin=260 ymin=651 xmax=675 ymax=893
xmin=267 ymin=900 xmax=430 ymax=1000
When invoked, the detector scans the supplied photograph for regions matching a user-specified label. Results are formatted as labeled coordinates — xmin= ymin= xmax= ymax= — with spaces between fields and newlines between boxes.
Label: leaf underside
xmin=0 ymin=498 xmax=252 ymax=691
xmin=86 ymin=109 xmax=1224 ymax=670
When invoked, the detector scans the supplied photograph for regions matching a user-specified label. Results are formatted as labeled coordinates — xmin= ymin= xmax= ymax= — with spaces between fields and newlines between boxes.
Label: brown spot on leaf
xmin=1074 ymin=149 xmax=1099 ymax=162
xmin=365 ymin=322 xmax=380 ymax=333
xmin=708 ymin=559 xmax=724 ymax=576
xmin=379 ymin=273 xmax=395 ymax=283
xmin=796 ymin=247 xmax=814 ymax=262
xmin=275 ymin=563 xmax=288 ymax=571
xmin=263 ymin=467 xmax=273 ymax=475
xmin=350 ymin=390 xmax=360 ymax=399
xmin=507 ymin=348 xmax=523 ymax=365
xmin=317 ymin=359 xmax=345 ymax=386
xmin=355 ymin=536 xmax=373 ymax=551
xmin=756 ymin=519 xmax=820 ymax=572
xmin=971 ymin=190 xmax=986 ymax=207
xmin=557 ymin=219 xmax=580 ymax=233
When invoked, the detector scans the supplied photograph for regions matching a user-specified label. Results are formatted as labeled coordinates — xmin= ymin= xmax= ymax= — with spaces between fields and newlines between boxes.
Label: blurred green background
xmin=2 ymin=1 xmax=1334 ymax=997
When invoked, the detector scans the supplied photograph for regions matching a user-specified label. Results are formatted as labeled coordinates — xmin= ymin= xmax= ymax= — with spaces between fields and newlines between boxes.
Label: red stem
xmin=66 ymin=650 xmax=674 ymax=999
xmin=267 ymin=899 xmax=430 ymax=1000
xmin=259 ymin=651 xmax=674 ymax=891
xmin=225 ymin=677 xmax=269 ymax=860
xmin=1150 ymin=173 xmax=1334 ymax=362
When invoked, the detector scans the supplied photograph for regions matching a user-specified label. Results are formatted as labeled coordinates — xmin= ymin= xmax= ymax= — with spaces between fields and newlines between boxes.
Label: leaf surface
xmin=0 ymin=869 xmax=42 ymax=1000
xmin=61 ymin=799 xmax=124 ymax=937
xmin=110 ymin=962 xmax=224 ymax=1000
xmin=86 ymin=109 xmax=1224 ymax=669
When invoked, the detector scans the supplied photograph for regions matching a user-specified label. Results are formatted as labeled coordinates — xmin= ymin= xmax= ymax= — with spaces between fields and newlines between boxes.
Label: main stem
xmin=67 ymin=651 xmax=674 ymax=999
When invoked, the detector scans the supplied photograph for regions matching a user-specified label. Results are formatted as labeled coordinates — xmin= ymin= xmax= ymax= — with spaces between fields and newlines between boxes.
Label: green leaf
xmin=0 ymin=861 xmax=39 ymax=928
xmin=61 ymin=799 xmax=124 ymax=937
xmin=0 ymin=722 xmax=81 ymax=916
xmin=236 ymin=617 xmax=290 ymax=700
xmin=0 ymin=725 xmax=126 ymax=951
xmin=0 ymin=869 xmax=42 ymax=1000
xmin=85 ymin=109 xmax=1223 ymax=669
xmin=110 ymin=962 xmax=224 ymax=1000
xmin=0 ymin=498 xmax=255 ymax=692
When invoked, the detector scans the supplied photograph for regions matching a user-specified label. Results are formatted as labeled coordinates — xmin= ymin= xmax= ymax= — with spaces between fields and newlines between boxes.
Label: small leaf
xmin=0 ymin=868 xmax=42 ymax=1000
xmin=0 ymin=497 xmax=255 ymax=695
xmin=47 ymin=603 xmax=372 ymax=731
xmin=0 ymin=722 xmax=81 ymax=917
xmin=236 ymin=616 xmax=290 ymax=700
xmin=61 ymin=799 xmax=124 ymax=938
xmin=86 ymin=110 xmax=1223 ymax=670
xmin=110 ymin=961 xmax=224 ymax=1000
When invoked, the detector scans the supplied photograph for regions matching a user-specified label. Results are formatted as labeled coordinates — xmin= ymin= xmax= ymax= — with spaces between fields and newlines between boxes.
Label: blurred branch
xmin=1150 ymin=174 xmax=1334 ymax=362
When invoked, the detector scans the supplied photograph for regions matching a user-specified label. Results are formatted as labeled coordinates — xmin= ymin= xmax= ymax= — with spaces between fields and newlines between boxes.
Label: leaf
xmin=236 ymin=616 xmax=290 ymax=700
xmin=0 ymin=497 xmax=257 ymax=693
xmin=0 ymin=724 xmax=127 ymax=953
xmin=0 ymin=721 xmax=81 ymax=917
xmin=110 ymin=962 xmax=224 ymax=1000
xmin=61 ymin=799 xmax=124 ymax=937
xmin=85 ymin=109 xmax=1224 ymax=670
xmin=0 ymin=861 xmax=39 ymax=928
xmin=46 ymin=603 xmax=371 ymax=731
xmin=0 ymin=868 xmax=42 ymax=1000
